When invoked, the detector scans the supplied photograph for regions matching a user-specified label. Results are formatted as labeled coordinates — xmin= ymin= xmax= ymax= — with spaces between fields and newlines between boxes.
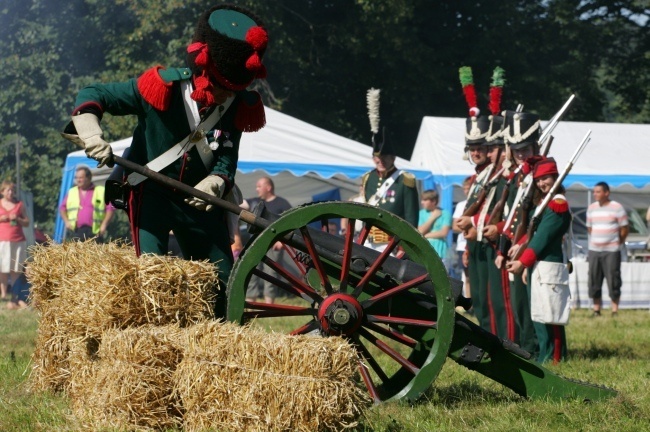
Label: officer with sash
xmin=361 ymin=88 xmax=419 ymax=250
xmin=62 ymin=4 xmax=269 ymax=318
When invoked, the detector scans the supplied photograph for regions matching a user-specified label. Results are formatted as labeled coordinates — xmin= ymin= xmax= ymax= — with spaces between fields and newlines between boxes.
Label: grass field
xmin=1 ymin=306 xmax=649 ymax=431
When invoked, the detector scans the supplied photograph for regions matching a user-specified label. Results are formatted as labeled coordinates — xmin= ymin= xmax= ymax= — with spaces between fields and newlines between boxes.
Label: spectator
xmin=452 ymin=176 xmax=472 ymax=297
xmin=61 ymin=5 xmax=269 ymax=318
xmin=0 ymin=181 xmax=29 ymax=301
xmin=245 ymin=177 xmax=291 ymax=304
xmin=418 ymin=189 xmax=452 ymax=270
xmin=586 ymin=181 xmax=628 ymax=317
xmin=59 ymin=166 xmax=114 ymax=242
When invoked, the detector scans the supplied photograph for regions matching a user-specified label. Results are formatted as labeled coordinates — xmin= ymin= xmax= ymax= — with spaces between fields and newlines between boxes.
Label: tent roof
xmin=411 ymin=117 xmax=650 ymax=190
xmin=67 ymin=107 xmax=429 ymax=173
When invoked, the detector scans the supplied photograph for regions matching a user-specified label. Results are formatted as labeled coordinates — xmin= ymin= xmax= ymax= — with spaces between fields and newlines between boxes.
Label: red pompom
xmin=469 ymin=107 xmax=480 ymax=117
xmin=187 ymin=42 xmax=209 ymax=67
xmin=191 ymin=75 xmax=215 ymax=106
xmin=245 ymin=52 xmax=263 ymax=72
xmin=137 ymin=66 xmax=172 ymax=111
xmin=195 ymin=50 xmax=209 ymax=67
xmin=245 ymin=26 xmax=268 ymax=51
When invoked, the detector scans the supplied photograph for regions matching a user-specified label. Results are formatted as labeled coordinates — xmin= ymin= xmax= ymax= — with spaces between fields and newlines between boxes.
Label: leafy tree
xmin=0 ymin=0 xmax=647 ymax=235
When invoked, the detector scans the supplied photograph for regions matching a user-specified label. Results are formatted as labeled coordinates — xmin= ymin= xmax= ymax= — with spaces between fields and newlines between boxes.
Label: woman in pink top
xmin=0 ymin=181 xmax=29 ymax=300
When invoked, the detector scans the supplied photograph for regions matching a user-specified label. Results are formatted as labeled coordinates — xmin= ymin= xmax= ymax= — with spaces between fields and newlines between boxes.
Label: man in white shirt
xmin=586 ymin=182 xmax=628 ymax=317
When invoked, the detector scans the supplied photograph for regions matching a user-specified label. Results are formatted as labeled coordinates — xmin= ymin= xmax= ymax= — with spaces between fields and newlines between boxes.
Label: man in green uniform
xmin=494 ymin=110 xmax=541 ymax=354
xmin=62 ymin=4 xmax=269 ymax=317
xmin=455 ymin=114 xmax=493 ymax=331
xmin=477 ymin=114 xmax=517 ymax=340
xmin=361 ymin=88 xmax=419 ymax=250
xmin=361 ymin=89 xmax=420 ymax=245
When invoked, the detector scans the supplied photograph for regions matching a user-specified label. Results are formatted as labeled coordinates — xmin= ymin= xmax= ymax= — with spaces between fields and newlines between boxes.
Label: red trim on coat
xmin=553 ymin=325 xmax=563 ymax=364
xmin=519 ymin=248 xmax=538 ymax=268
xmin=487 ymin=281 xmax=497 ymax=335
xmin=128 ymin=184 xmax=144 ymax=257
xmin=72 ymin=101 xmax=104 ymax=116
xmin=501 ymin=266 xmax=516 ymax=341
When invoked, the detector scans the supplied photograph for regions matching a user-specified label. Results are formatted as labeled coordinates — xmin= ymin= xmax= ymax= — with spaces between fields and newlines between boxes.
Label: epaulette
xmin=361 ymin=172 xmax=370 ymax=190
xmin=402 ymin=171 xmax=416 ymax=188
xmin=548 ymin=194 xmax=569 ymax=214
xmin=137 ymin=66 xmax=191 ymax=111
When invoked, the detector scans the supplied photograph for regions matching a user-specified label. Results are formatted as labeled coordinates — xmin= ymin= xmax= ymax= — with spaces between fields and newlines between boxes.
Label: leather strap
xmin=367 ymin=170 xmax=403 ymax=207
xmin=127 ymin=81 xmax=235 ymax=185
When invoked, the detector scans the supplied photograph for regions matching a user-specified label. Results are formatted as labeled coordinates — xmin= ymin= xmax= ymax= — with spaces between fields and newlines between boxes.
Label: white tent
xmin=55 ymin=107 xmax=433 ymax=242
xmin=410 ymin=117 xmax=650 ymax=215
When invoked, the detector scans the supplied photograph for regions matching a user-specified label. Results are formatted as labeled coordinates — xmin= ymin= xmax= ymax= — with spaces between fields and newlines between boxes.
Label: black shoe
xmin=591 ymin=310 xmax=601 ymax=318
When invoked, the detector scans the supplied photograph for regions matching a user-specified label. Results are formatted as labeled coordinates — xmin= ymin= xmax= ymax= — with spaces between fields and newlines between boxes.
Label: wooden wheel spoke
xmin=358 ymin=360 xmax=382 ymax=404
xmin=363 ymin=321 xmax=418 ymax=349
xmin=339 ymin=220 xmax=356 ymax=293
xmin=281 ymin=244 xmax=308 ymax=276
xmin=352 ymin=236 xmax=401 ymax=298
xmin=261 ymin=257 xmax=322 ymax=303
xmin=358 ymin=327 xmax=420 ymax=375
xmin=362 ymin=274 xmax=430 ymax=308
xmin=298 ymin=227 xmax=334 ymax=294
xmin=352 ymin=335 xmax=390 ymax=384
xmin=290 ymin=320 xmax=320 ymax=336
xmin=243 ymin=301 xmax=316 ymax=319
xmin=356 ymin=223 xmax=370 ymax=245
xmin=367 ymin=314 xmax=437 ymax=328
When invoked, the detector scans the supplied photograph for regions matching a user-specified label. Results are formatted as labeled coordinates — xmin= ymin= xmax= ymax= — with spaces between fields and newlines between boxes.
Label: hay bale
xmin=28 ymin=241 xmax=218 ymax=392
xmin=174 ymin=321 xmax=369 ymax=432
xmin=69 ymin=324 xmax=185 ymax=431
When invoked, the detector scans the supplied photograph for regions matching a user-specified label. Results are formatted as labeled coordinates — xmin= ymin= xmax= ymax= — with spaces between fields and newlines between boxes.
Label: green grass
xmin=1 ymin=307 xmax=649 ymax=431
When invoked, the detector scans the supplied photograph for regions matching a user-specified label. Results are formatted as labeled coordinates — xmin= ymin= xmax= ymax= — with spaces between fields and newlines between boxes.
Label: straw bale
xmin=174 ymin=321 xmax=370 ymax=432
xmin=69 ymin=324 xmax=185 ymax=431
xmin=28 ymin=241 xmax=217 ymax=333
xmin=28 ymin=241 xmax=218 ymax=393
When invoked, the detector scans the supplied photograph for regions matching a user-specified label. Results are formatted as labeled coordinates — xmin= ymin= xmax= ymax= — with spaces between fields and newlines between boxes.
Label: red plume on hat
xmin=459 ymin=66 xmax=479 ymax=117
xmin=488 ymin=67 xmax=505 ymax=116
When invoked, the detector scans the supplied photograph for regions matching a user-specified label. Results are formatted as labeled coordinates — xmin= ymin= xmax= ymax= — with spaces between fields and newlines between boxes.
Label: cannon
xmin=113 ymin=155 xmax=617 ymax=404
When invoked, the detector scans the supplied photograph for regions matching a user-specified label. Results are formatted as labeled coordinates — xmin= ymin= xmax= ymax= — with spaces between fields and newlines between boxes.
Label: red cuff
xmin=520 ymin=248 xmax=537 ymax=268
xmin=496 ymin=220 xmax=505 ymax=233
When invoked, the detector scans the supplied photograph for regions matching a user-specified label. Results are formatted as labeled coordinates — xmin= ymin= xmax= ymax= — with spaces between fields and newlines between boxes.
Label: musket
xmin=538 ymin=94 xmax=575 ymax=154
xmin=499 ymin=96 xmax=572 ymax=237
xmin=462 ymin=166 xmax=506 ymax=218
xmin=512 ymin=130 xmax=591 ymax=260
xmin=487 ymin=164 xmax=524 ymax=226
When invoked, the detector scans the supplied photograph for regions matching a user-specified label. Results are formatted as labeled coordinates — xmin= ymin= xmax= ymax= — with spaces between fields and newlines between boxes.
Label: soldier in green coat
xmin=507 ymin=157 xmax=571 ymax=363
xmin=362 ymin=88 xmax=419 ymax=250
xmin=62 ymin=5 xmax=270 ymax=317
xmin=454 ymin=113 xmax=492 ymax=332
xmin=494 ymin=111 xmax=541 ymax=355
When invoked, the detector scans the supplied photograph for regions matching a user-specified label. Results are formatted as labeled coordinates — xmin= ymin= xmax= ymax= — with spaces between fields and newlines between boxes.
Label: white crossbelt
xmin=127 ymin=81 xmax=235 ymax=185
xmin=367 ymin=170 xmax=403 ymax=207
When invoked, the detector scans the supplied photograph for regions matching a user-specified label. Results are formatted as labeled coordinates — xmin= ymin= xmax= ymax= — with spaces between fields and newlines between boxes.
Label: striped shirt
xmin=586 ymin=200 xmax=628 ymax=252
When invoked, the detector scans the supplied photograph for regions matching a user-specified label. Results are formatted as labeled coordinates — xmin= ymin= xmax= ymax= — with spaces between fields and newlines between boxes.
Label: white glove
xmin=185 ymin=175 xmax=225 ymax=212
xmin=71 ymin=113 xmax=113 ymax=168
